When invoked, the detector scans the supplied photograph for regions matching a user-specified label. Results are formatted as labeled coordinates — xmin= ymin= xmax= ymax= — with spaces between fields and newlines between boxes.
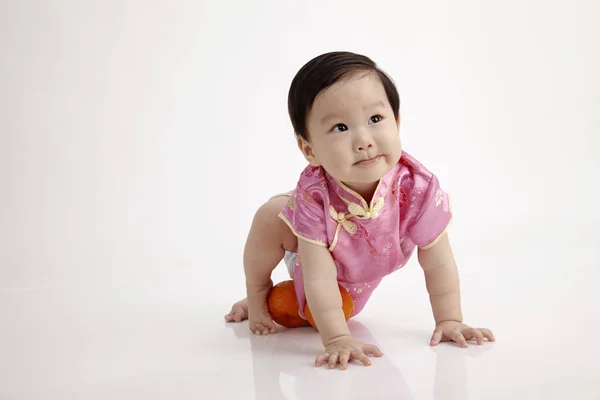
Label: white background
xmin=1 ymin=1 xmax=599 ymax=399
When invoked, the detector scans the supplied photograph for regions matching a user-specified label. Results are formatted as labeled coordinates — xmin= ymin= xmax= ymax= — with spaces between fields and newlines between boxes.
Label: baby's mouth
xmin=354 ymin=155 xmax=381 ymax=166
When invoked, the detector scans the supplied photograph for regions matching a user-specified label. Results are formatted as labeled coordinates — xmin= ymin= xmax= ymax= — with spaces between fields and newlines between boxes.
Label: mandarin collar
xmin=324 ymin=162 xmax=398 ymax=214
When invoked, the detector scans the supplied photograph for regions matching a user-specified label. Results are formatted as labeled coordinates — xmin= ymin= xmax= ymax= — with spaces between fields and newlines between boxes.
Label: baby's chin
xmin=356 ymin=158 xmax=396 ymax=179
xmin=327 ymin=156 xmax=396 ymax=183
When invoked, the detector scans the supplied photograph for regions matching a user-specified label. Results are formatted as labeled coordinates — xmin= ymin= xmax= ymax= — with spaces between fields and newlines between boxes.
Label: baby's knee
xmin=253 ymin=199 xmax=284 ymax=234
xmin=254 ymin=197 xmax=296 ymax=249
xmin=256 ymin=197 xmax=286 ymax=220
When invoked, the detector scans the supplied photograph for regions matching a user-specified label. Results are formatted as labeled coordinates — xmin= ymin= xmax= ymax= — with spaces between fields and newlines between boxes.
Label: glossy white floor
xmin=2 ymin=221 xmax=599 ymax=399
xmin=2 ymin=0 xmax=599 ymax=398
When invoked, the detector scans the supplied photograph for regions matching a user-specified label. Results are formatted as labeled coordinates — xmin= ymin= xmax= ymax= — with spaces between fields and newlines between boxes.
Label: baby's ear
xmin=297 ymin=136 xmax=320 ymax=166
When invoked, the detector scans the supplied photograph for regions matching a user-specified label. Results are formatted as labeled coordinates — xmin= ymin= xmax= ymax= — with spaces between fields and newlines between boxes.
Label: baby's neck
xmin=344 ymin=180 xmax=379 ymax=204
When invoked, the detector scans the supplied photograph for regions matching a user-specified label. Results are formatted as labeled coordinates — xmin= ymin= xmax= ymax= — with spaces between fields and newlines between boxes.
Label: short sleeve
xmin=278 ymin=185 xmax=329 ymax=247
xmin=408 ymin=174 xmax=452 ymax=249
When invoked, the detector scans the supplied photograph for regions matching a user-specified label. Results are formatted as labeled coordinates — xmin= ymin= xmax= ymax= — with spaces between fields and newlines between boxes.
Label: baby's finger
xmin=480 ymin=328 xmax=495 ymax=342
xmin=339 ymin=350 xmax=351 ymax=370
xmin=430 ymin=329 xmax=443 ymax=346
xmin=451 ymin=329 xmax=468 ymax=348
xmin=460 ymin=327 xmax=472 ymax=338
xmin=328 ymin=352 xmax=339 ymax=369
xmin=315 ymin=353 xmax=330 ymax=367
xmin=351 ymin=349 xmax=372 ymax=366
xmin=462 ymin=327 xmax=484 ymax=344
xmin=472 ymin=329 xmax=484 ymax=345
xmin=363 ymin=344 xmax=383 ymax=357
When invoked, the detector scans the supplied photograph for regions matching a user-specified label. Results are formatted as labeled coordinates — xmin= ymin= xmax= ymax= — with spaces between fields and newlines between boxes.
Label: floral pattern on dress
xmin=355 ymin=224 xmax=379 ymax=257
xmin=286 ymin=193 xmax=296 ymax=211
xmin=381 ymin=242 xmax=393 ymax=257
xmin=395 ymin=176 xmax=417 ymax=220
xmin=279 ymin=151 xmax=452 ymax=318
xmin=297 ymin=186 xmax=316 ymax=205
xmin=435 ymin=188 xmax=443 ymax=207
xmin=301 ymin=165 xmax=323 ymax=179
xmin=434 ymin=187 xmax=450 ymax=212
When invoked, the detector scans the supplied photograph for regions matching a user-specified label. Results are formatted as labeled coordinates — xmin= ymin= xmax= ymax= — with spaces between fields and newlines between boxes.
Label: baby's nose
xmin=356 ymin=141 xmax=373 ymax=151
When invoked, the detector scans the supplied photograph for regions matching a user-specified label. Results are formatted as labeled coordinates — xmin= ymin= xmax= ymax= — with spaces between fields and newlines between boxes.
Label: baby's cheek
xmin=388 ymin=135 xmax=402 ymax=157
xmin=323 ymin=149 xmax=346 ymax=170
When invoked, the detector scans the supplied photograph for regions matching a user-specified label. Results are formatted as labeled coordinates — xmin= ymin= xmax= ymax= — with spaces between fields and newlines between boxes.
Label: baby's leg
xmin=224 ymin=196 xmax=297 ymax=335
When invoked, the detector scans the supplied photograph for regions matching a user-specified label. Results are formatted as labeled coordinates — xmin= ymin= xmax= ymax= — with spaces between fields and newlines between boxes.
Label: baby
xmin=225 ymin=51 xmax=495 ymax=370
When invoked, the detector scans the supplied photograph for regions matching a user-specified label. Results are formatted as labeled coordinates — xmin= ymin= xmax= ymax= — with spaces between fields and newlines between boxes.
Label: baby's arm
xmin=417 ymin=233 xmax=463 ymax=324
xmin=299 ymin=239 xmax=383 ymax=369
xmin=418 ymin=233 xmax=495 ymax=346
xmin=300 ymin=239 xmax=350 ymax=341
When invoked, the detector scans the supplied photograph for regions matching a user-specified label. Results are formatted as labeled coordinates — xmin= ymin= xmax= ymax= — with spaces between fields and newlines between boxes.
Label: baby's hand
xmin=315 ymin=336 xmax=383 ymax=370
xmin=430 ymin=321 xmax=495 ymax=347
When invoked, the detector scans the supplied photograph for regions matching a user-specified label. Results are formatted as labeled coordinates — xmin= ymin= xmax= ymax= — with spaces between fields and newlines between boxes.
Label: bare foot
xmin=224 ymin=298 xmax=248 ymax=323
xmin=224 ymin=296 xmax=277 ymax=335
xmin=247 ymin=295 xmax=277 ymax=335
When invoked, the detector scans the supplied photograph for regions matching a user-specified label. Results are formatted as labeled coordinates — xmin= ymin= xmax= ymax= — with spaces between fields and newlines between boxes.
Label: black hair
xmin=287 ymin=51 xmax=400 ymax=141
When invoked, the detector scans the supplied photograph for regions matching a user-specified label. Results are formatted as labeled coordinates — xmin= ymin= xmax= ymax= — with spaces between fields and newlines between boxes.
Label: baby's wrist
xmin=323 ymin=334 xmax=353 ymax=347
xmin=435 ymin=318 xmax=463 ymax=326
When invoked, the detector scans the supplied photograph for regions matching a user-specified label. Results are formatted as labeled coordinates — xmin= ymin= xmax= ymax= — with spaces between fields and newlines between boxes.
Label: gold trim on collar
xmin=334 ymin=166 xmax=393 ymax=212
xmin=335 ymin=180 xmax=370 ymax=210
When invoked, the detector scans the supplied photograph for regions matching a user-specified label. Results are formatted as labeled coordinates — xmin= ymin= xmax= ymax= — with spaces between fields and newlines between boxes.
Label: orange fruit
xmin=304 ymin=284 xmax=354 ymax=329
xmin=267 ymin=280 xmax=307 ymax=328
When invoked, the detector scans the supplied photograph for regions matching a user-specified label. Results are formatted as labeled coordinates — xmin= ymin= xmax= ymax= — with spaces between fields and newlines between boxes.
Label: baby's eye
xmin=368 ymin=115 xmax=382 ymax=124
xmin=332 ymin=123 xmax=348 ymax=133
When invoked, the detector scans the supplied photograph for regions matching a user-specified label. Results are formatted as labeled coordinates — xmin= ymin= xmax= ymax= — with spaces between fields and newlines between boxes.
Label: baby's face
xmin=301 ymin=72 xmax=401 ymax=195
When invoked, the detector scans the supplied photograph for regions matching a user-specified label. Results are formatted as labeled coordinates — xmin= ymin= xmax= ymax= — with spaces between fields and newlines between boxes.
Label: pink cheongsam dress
xmin=278 ymin=151 xmax=453 ymax=319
